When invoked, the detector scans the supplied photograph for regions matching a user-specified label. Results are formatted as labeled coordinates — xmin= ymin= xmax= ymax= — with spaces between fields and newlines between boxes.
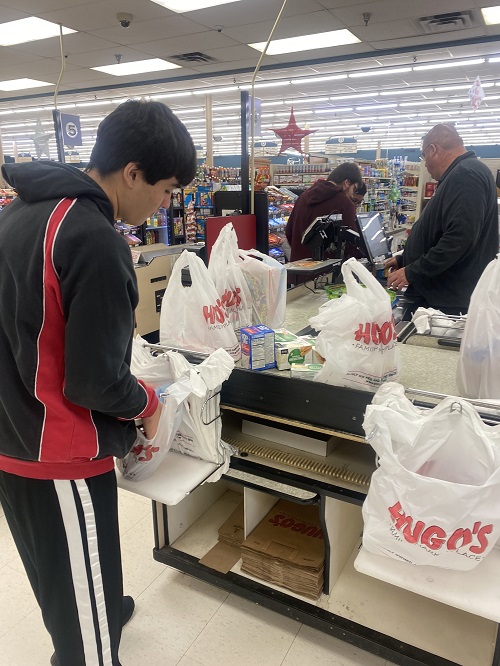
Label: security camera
xmin=360 ymin=126 xmax=372 ymax=133
xmin=116 ymin=12 xmax=133 ymax=28
xmin=215 ymin=25 xmax=223 ymax=33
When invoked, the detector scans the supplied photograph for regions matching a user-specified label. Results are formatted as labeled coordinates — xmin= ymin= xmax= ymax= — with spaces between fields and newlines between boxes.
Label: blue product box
xmin=240 ymin=325 xmax=276 ymax=371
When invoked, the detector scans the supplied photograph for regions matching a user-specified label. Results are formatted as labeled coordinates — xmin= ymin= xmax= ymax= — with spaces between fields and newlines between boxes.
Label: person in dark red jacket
xmin=285 ymin=162 xmax=363 ymax=262
xmin=0 ymin=101 xmax=196 ymax=666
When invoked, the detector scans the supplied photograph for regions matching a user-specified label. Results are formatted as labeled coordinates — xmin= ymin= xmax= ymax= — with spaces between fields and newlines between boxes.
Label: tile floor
xmin=0 ymin=488 xmax=395 ymax=666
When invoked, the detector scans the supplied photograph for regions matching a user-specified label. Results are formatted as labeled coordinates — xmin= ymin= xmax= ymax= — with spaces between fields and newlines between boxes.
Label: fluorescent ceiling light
xmin=291 ymin=74 xmax=348 ymax=84
xmin=349 ymin=67 xmax=412 ymax=78
xmin=249 ymin=29 xmax=360 ymax=55
xmin=0 ymin=17 xmax=76 ymax=46
xmin=150 ymin=92 xmax=193 ymax=99
xmin=193 ymin=86 xmax=239 ymax=94
xmin=413 ymin=58 xmax=485 ymax=71
xmin=92 ymin=58 xmax=180 ymax=76
xmin=399 ymin=99 xmax=448 ymax=107
xmin=284 ymin=97 xmax=329 ymax=105
xmin=313 ymin=107 xmax=353 ymax=114
xmin=355 ymin=103 xmax=398 ymax=110
xmin=379 ymin=88 xmax=433 ymax=96
xmin=329 ymin=92 xmax=379 ymax=101
xmin=0 ymin=78 xmax=53 ymax=91
xmin=150 ymin=0 xmax=242 ymax=12
xmin=481 ymin=6 xmax=500 ymax=24
xmin=490 ymin=57 xmax=500 ymax=63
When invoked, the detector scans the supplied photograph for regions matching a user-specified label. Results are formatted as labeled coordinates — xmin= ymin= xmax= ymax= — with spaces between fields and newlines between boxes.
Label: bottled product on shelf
xmin=0 ymin=188 xmax=16 ymax=211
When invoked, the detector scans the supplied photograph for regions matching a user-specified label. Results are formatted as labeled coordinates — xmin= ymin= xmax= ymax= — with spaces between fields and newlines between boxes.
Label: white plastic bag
xmin=239 ymin=249 xmax=287 ymax=329
xmin=208 ymin=223 xmax=253 ymax=331
xmin=167 ymin=348 xmax=234 ymax=480
xmin=362 ymin=382 xmax=500 ymax=570
xmin=116 ymin=369 xmax=192 ymax=482
xmin=120 ymin=344 xmax=235 ymax=482
xmin=310 ymin=258 xmax=399 ymax=391
xmin=457 ymin=257 xmax=500 ymax=398
xmin=160 ymin=249 xmax=240 ymax=360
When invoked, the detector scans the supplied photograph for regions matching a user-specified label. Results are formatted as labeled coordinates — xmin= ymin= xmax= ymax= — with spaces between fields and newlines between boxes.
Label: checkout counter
xmin=118 ymin=284 xmax=500 ymax=666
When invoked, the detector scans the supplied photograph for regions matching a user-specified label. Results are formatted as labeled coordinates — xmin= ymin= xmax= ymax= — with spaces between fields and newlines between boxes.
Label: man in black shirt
xmin=386 ymin=123 xmax=498 ymax=314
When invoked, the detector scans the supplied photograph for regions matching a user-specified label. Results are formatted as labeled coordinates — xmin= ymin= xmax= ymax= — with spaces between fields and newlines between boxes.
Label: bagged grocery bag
xmin=457 ymin=257 xmax=500 ymax=398
xmin=160 ymin=249 xmax=240 ymax=360
xmin=208 ymin=223 xmax=253 ymax=331
xmin=362 ymin=382 xmax=500 ymax=570
xmin=167 ymin=347 xmax=235 ymax=480
xmin=310 ymin=258 xmax=399 ymax=391
xmin=117 ymin=351 xmax=193 ymax=482
xmin=239 ymin=249 xmax=287 ymax=329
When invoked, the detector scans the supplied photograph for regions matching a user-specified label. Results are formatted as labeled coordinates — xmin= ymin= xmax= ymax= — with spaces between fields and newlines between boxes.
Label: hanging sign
xmin=325 ymin=137 xmax=358 ymax=155
xmin=61 ymin=113 xmax=82 ymax=147
xmin=468 ymin=76 xmax=485 ymax=110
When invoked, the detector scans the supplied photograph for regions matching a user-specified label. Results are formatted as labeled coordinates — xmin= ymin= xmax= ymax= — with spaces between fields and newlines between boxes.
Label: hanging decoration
xmin=270 ymin=108 xmax=316 ymax=155
xmin=468 ymin=76 xmax=485 ymax=110
xmin=31 ymin=119 xmax=52 ymax=159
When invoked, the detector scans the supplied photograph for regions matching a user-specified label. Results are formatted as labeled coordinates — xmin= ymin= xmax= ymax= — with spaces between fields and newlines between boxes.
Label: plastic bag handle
xmin=342 ymin=258 xmax=389 ymax=303
xmin=170 ymin=249 xmax=209 ymax=289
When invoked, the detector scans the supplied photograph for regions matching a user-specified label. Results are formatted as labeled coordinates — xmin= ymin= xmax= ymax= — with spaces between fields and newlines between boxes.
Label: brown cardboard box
xmin=218 ymin=502 xmax=244 ymax=547
xmin=241 ymin=500 xmax=325 ymax=599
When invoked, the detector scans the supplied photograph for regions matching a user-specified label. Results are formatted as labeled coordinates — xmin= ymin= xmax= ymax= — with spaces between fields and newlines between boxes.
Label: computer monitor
xmin=357 ymin=212 xmax=391 ymax=263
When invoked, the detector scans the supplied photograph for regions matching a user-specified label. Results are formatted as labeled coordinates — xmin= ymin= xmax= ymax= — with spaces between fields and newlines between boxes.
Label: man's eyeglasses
xmin=419 ymin=144 xmax=433 ymax=160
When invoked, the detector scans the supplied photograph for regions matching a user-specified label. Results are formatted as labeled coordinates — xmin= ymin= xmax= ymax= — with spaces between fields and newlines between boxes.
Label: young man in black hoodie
xmin=0 ymin=100 xmax=196 ymax=666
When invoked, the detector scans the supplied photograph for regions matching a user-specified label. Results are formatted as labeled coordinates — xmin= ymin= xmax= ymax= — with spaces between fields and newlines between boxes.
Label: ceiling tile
xmin=132 ymin=31 xmax=240 ymax=59
xmin=88 ymin=15 xmax=210 ymax=45
xmin=329 ymin=0 xmax=481 ymax=26
xmin=65 ymin=45 xmax=156 ymax=68
xmin=0 ymin=0 xmax=88 ymax=11
xmin=187 ymin=0 xmax=325 ymax=28
xmin=222 ymin=10 xmax=346 ymax=43
xmin=0 ymin=4 xmax=31 ymax=21
xmin=8 ymin=33 xmax=121 ymax=58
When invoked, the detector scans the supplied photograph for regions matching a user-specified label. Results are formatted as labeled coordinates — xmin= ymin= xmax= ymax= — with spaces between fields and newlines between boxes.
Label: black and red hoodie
xmin=0 ymin=160 xmax=158 ymax=480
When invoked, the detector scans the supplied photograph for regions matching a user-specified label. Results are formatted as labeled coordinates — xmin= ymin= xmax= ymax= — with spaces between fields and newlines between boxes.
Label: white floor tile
xmin=121 ymin=540 xmax=166 ymax=600
xmin=129 ymin=566 xmax=229 ymax=655
xmin=176 ymin=657 xmax=205 ymax=666
xmin=0 ymin=564 xmax=38 ymax=638
xmin=118 ymin=489 xmax=152 ymax=535
xmin=119 ymin=624 xmax=184 ymax=665
xmin=185 ymin=593 xmax=300 ymax=666
xmin=0 ymin=607 xmax=53 ymax=666
xmin=282 ymin=624 xmax=387 ymax=666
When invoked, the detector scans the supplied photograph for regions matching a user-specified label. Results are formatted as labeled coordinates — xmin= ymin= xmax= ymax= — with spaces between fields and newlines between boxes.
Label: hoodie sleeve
xmin=54 ymin=206 xmax=158 ymax=420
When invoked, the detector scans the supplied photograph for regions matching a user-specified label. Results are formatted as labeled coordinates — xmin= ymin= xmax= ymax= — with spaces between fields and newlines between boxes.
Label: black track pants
xmin=0 ymin=469 xmax=124 ymax=666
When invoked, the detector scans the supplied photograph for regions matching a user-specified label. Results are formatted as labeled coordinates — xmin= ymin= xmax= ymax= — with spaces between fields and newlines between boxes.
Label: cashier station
xmin=122 ymin=214 xmax=499 ymax=666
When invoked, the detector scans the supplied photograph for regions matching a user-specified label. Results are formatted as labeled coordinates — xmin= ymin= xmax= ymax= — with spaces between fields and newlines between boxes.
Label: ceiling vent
xmin=171 ymin=51 xmax=218 ymax=64
xmin=416 ymin=11 xmax=479 ymax=34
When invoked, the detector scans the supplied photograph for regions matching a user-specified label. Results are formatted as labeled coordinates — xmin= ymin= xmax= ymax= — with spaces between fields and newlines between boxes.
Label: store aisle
xmin=0 ymin=489 xmax=393 ymax=666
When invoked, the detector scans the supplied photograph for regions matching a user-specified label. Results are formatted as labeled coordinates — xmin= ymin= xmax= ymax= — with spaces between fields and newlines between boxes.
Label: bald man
xmin=386 ymin=124 xmax=498 ymax=315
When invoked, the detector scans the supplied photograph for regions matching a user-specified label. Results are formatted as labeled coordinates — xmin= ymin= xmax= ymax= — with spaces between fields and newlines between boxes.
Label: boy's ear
xmin=123 ymin=162 xmax=141 ymax=188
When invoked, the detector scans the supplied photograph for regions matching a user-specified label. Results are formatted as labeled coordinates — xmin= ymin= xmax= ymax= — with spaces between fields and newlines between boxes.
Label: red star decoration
xmin=270 ymin=107 xmax=316 ymax=155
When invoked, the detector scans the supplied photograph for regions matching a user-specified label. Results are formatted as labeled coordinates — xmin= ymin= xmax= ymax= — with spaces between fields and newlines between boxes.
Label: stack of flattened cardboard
xmin=199 ymin=501 xmax=244 ymax=574
xmin=241 ymin=500 xmax=324 ymax=599
xmin=218 ymin=502 xmax=244 ymax=548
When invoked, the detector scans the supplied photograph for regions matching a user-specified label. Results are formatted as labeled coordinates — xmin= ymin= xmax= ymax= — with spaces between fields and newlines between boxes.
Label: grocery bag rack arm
xmin=405 ymin=387 xmax=500 ymax=424
xmin=143 ymin=342 xmax=222 ymax=426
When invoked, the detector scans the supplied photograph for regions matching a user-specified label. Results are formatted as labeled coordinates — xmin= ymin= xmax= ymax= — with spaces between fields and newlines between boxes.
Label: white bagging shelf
xmin=355 ymin=545 xmax=500 ymax=624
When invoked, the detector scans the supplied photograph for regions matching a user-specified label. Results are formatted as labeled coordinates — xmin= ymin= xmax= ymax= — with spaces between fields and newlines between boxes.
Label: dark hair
xmin=355 ymin=182 xmax=367 ymax=196
xmin=327 ymin=162 xmax=363 ymax=188
xmin=87 ymin=100 xmax=197 ymax=186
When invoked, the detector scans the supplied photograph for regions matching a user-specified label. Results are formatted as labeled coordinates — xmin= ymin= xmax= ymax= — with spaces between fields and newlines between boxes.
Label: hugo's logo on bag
xmin=131 ymin=443 xmax=160 ymax=462
xmin=269 ymin=513 xmax=324 ymax=539
xmin=389 ymin=501 xmax=493 ymax=557
xmin=203 ymin=299 xmax=227 ymax=325
xmin=221 ymin=287 xmax=242 ymax=310
xmin=355 ymin=318 xmax=397 ymax=346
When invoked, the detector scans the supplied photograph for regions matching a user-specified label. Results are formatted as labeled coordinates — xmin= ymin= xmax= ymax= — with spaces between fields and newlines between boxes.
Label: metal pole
xmin=205 ymin=94 xmax=213 ymax=167
xmin=52 ymin=109 xmax=65 ymax=163
xmin=0 ymin=130 xmax=7 ymax=187
xmin=250 ymin=0 xmax=288 ymax=214
xmin=240 ymin=90 xmax=250 ymax=215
